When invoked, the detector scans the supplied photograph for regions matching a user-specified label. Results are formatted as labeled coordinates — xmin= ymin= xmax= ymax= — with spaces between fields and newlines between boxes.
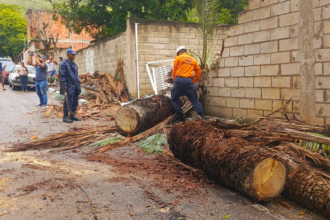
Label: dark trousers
xmin=19 ymin=75 xmax=28 ymax=91
xmin=171 ymin=77 xmax=205 ymax=121
xmin=63 ymin=92 xmax=79 ymax=114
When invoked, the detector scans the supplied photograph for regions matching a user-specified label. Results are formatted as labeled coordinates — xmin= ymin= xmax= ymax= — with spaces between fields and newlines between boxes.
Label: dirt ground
xmin=0 ymin=88 xmax=326 ymax=220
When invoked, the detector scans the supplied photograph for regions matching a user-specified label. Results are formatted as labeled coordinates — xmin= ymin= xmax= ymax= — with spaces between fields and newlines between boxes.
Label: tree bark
xmin=115 ymin=95 xmax=175 ymax=135
xmin=282 ymin=167 xmax=330 ymax=217
xmin=167 ymin=121 xmax=287 ymax=202
xmin=269 ymin=145 xmax=330 ymax=217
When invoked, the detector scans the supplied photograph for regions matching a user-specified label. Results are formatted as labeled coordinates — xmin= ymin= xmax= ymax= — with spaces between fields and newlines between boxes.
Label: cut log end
xmin=253 ymin=158 xmax=286 ymax=201
xmin=115 ymin=108 xmax=138 ymax=134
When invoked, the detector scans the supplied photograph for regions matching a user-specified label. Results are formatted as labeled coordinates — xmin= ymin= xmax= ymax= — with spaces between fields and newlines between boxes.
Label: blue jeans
xmin=171 ymin=77 xmax=205 ymax=121
xmin=19 ymin=75 xmax=28 ymax=91
xmin=35 ymin=80 xmax=48 ymax=105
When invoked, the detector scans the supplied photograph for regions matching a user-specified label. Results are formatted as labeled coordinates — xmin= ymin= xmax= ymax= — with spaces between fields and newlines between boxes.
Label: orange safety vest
xmin=173 ymin=53 xmax=202 ymax=84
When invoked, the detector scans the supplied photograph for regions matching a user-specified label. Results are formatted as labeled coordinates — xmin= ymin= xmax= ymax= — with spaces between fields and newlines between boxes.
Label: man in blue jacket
xmin=59 ymin=49 xmax=81 ymax=123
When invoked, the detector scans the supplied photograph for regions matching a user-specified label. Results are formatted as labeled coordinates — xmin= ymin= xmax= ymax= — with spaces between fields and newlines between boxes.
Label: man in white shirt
xmin=46 ymin=57 xmax=59 ymax=87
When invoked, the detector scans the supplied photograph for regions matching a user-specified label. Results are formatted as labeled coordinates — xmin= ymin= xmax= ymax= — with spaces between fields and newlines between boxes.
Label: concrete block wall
xmin=56 ymin=33 xmax=127 ymax=77
xmin=132 ymin=18 xmax=230 ymax=96
xmin=203 ymin=0 xmax=330 ymax=125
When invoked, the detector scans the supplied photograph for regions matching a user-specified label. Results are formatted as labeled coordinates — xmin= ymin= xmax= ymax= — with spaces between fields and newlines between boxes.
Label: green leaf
xmin=89 ymin=137 xmax=123 ymax=147
xmin=136 ymin=133 xmax=166 ymax=155
xmin=54 ymin=93 xmax=65 ymax=101
xmin=222 ymin=215 xmax=231 ymax=219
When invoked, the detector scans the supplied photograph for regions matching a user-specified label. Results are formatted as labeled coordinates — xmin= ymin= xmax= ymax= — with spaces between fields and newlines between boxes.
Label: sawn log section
xmin=115 ymin=95 xmax=175 ymax=135
xmin=168 ymin=121 xmax=287 ymax=202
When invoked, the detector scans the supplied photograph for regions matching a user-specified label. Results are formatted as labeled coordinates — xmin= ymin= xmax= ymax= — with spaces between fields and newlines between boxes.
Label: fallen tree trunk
xmin=167 ymin=121 xmax=287 ymax=202
xmin=266 ymin=144 xmax=330 ymax=217
xmin=283 ymin=167 xmax=330 ymax=217
xmin=115 ymin=95 xmax=175 ymax=135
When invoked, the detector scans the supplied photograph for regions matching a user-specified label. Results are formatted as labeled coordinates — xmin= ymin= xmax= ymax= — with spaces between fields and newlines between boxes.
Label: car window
xmin=6 ymin=65 xmax=15 ymax=72
xmin=13 ymin=67 xmax=19 ymax=72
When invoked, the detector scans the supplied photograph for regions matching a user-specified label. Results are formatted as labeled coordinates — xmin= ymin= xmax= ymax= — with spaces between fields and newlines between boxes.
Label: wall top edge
xmin=127 ymin=17 xmax=233 ymax=30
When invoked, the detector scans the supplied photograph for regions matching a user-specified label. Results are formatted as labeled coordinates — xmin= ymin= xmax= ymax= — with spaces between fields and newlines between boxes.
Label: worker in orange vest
xmin=171 ymin=46 xmax=206 ymax=121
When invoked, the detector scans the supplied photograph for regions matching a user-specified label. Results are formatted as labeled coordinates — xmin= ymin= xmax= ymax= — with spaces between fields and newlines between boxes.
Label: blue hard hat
xmin=67 ymin=49 xmax=77 ymax=55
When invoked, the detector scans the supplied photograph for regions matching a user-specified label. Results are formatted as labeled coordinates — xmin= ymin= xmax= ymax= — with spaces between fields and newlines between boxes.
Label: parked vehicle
xmin=0 ymin=58 xmax=15 ymax=66
xmin=8 ymin=65 xmax=36 ymax=90
xmin=1 ymin=64 xmax=15 ymax=84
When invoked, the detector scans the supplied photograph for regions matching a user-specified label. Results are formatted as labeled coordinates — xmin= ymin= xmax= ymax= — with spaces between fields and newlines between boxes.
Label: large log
xmin=115 ymin=95 xmax=175 ymax=135
xmin=167 ymin=121 xmax=287 ymax=202
xmin=282 ymin=167 xmax=330 ymax=217
xmin=268 ymin=145 xmax=330 ymax=217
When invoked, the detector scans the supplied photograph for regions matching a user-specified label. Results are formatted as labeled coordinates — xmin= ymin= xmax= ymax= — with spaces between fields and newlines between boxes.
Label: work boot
xmin=63 ymin=112 xmax=73 ymax=123
xmin=200 ymin=113 xmax=207 ymax=120
xmin=70 ymin=114 xmax=81 ymax=121
xmin=178 ymin=115 xmax=186 ymax=122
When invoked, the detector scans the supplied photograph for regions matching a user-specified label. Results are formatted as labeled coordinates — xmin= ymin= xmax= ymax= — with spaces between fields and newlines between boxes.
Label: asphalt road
xmin=0 ymin=88 xmax=326 ymax=220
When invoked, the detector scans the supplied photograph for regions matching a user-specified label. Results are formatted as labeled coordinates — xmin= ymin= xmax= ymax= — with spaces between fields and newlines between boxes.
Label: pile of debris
xmin=80 ymin=59 xmax=129 ymax=105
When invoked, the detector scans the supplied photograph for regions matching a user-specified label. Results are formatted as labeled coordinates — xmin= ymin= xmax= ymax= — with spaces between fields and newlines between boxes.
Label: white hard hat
xmin=176 ymin=46 xmax=186 ymax=54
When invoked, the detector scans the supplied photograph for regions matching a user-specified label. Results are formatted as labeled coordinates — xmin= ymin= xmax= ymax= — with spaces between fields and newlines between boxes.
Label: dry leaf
xmin=129 ymin=212 xmax=133 ymax=216
xmin=299 ymin=210 xmax=306 ymax=215
xmin=30 ymin=135 xmax=39 ymax=140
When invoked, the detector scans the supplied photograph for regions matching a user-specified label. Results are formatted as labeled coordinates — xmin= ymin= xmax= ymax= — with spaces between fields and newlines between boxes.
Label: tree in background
xmin=0 ymin=4 xmax=27 ymax=62
xmin=188 ymin=0 xmax=249 ymax=24
xmin=48 ymin=0 xmax=193 ymax=38
xmin=27 ymin=9 xmax=59 ymax=49
xmin=47 ymin=0 xmax=248 ymax=38
xmin=219 ymin=0 xmax=249 ymax=24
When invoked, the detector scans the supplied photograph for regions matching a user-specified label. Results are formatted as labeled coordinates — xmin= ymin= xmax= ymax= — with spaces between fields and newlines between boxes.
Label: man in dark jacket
xmin=59 ymin=49 xmax=82 ymax=123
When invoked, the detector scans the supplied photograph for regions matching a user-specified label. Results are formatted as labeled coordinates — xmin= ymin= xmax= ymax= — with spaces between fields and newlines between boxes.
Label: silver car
xmin=8 ymin=65 xmax=37 ymax=90
xmin=0 ymin=58 xmax=15 ymax=66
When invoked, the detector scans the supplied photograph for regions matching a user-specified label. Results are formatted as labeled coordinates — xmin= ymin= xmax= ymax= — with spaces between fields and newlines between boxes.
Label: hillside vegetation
xmin=0 ymin=0 xmax=61 ymax=10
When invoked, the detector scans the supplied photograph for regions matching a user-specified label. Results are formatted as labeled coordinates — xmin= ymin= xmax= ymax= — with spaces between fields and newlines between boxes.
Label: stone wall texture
xmin=133 ymin=18 xmax=230 ymax=96
xmin=56 ymin=33 xmax=127 ymax=76
xmin=202 ymin=0 xmax=330 ymax=125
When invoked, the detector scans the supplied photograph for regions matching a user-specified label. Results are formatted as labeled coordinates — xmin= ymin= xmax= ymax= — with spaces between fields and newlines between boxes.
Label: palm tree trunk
xmin=282 ymin=167 xmax=330 ymax=217
xmin=115 ymin=95 xmax=175 ymax=135
xmin=167 ymin=121 xmax=287 ymax=202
